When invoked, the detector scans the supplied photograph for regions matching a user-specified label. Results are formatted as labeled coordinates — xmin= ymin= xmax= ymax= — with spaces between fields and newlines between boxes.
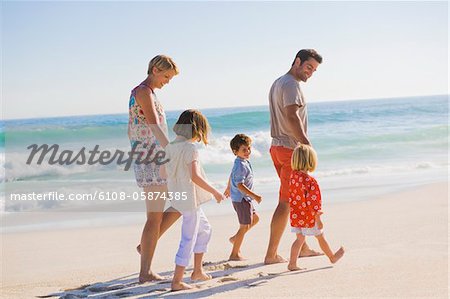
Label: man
xmin=265 ymin=49 xmax=323 ymax=264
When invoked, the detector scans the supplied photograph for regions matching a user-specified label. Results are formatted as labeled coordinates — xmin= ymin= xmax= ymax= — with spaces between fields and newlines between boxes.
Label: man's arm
xmin=285 ymin=104 xmax=310 ymax=145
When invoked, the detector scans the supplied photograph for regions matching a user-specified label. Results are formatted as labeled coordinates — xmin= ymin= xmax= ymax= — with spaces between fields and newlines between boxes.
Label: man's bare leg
xmin=264 ymin=201 xmax=289 ymax=264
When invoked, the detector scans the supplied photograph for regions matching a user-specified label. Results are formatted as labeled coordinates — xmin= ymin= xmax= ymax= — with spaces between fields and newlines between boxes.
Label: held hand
xmin=214 ymin=191 xmax=225 ymax=203
xmin=224 ymin=187 xmax=230 ymax=198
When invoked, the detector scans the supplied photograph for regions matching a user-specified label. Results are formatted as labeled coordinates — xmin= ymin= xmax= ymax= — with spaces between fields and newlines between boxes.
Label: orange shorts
xmin=270 ymin=146 xmax=294 ymax=202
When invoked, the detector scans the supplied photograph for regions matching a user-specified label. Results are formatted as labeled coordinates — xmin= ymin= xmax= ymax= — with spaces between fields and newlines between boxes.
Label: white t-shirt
xmin=165 ymin=139 xmax=212 ymax=212
xmin=269 ymin=73 xmax=308 ymax=149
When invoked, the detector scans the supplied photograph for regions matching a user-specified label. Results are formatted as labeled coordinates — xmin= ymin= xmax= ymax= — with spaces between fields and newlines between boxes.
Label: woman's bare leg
xmin=136 ymin=206 xmax=181 ymax=254
xmin=138 ymin=185 xmax=167 ymax=283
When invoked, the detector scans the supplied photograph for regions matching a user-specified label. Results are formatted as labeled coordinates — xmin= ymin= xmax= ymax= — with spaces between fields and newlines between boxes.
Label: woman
xmin=128 ymin=55 xmax=181 ymax=283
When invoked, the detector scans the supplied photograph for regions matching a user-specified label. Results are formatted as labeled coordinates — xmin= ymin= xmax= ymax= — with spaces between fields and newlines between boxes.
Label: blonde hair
xmin=291 ymin=144 xmax=317 ymax=172
xmin=147 ymin=55 xmax=179 ymax=75
xmin=173 ymin=109 xmax=210 ymax=145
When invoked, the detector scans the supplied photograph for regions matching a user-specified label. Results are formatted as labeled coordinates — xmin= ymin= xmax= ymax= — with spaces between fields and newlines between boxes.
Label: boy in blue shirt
xmin=224 ymin=134 xmax=262 ymax=261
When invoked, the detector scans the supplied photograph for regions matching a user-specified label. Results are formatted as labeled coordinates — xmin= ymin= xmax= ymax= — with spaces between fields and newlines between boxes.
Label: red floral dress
xmin=289 ymin=171 xmax=322 ymax=228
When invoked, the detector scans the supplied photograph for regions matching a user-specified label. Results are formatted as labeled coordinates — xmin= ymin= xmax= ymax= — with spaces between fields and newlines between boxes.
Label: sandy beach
xmin=1 ymin=181 xmax=447 ymax=298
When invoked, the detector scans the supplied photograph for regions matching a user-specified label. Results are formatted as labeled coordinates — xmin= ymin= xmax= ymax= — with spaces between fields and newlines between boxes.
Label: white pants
xmin=175 ymin=208 xmax=212 ymax=267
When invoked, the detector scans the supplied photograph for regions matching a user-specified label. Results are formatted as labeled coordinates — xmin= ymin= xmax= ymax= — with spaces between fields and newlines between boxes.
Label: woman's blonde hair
xmin=147 ymin=55 xmax=179 ymax=75
xmin=291 ymin=144 xmax=317 ymax=172
xmin=173 ymin=109 xmax=210 ymax=145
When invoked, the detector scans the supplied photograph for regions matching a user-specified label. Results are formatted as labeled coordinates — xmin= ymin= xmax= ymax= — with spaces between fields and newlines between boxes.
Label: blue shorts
xmin=232 ymin=200 xmax=255 ymax=225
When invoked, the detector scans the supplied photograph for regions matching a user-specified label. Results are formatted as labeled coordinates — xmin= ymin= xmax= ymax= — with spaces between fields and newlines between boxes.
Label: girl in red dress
xmin=287 ymin=144 xmax=345 ymax=271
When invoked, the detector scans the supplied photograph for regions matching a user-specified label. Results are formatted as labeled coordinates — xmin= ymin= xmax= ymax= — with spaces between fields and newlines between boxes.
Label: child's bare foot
xmin=171 ymin=281 xmax=193 ymax=291
xmin=287 ymin=263 xmax=305 ymax=271
xmin=264 ymin=254 xmax=287 ymax=264
xmin=229 ymin=253 xmax=247 ymax=261
xmin=139 ymin=271 xmax=165 ymax=283
xmin=330 ymin=246 xmax=345 ymax=264
xmin=299 ymin=248 xmax=323 ymax=257
xmin=190 ymin=270 xmax=212 ymax=282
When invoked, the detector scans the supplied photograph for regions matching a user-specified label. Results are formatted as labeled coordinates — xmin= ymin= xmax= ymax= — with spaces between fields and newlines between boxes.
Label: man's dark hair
xmin=230 ymin=134 xmax=252 ymax=153
xmin=292 ymin=49 xmax=323 ymax=66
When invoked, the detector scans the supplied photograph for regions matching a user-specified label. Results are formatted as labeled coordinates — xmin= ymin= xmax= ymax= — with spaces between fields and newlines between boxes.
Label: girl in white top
xmin=165 ymin=109 xmax=224 ymax=291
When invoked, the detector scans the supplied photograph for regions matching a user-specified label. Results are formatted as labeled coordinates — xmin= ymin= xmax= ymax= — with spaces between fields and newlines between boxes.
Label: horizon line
xmin=2 ymin=93 xmax=448 ymax=122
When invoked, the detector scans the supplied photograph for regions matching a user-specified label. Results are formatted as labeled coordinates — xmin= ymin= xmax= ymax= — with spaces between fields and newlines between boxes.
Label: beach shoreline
xmin=2 ymin=181 xmax=448 ymax=298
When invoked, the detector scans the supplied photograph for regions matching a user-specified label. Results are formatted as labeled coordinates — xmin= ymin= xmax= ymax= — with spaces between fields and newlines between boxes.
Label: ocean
xmin=1 ymin=95 xmax=448 ymax=230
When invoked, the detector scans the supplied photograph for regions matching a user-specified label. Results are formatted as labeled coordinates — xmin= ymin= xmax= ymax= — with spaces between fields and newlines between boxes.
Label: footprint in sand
xmin=223 ymin=262 xmax=249 ymax=270
xmin=218 ymin=276 xmax=240 ymax=283
xmin=63 ymin=284 xmax=91 ymax=292
xmin=246 ymin=280 xmax=268 ymax=288
xmin=204 ymin=261 xmax=249 ymax=271
xmin=87 ymin=284 xmax=125 ymax=292
xmin=115 ymin=291 xmax=134 ymax=298
xmin=148 ymin=288 xmax=170 ymax=293
xmin=59 ymin=295 xmax=86 ymax=299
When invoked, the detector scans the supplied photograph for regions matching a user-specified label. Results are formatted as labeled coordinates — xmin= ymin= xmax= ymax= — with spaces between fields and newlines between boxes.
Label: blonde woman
xmin=128 ymin=55 xmax=181 ymax=283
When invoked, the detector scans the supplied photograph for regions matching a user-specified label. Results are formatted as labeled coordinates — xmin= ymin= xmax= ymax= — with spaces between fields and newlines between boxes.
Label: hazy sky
xmin=2 ymin=1 xmax=448 ymax=119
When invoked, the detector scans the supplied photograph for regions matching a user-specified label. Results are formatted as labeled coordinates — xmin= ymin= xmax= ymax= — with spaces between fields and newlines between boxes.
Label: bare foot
xmin=229 ymin=253 xmax=247 ymax=261
xmin=330 ymin=246 xmax=345 ymax=264
xmin=190 ymin=271 xmax=212 ymax=282
xmin=136 ymin=244 xmax=141 ymax=254
xmin=299 ymin=248 xmax=324 ymax=258
xmin=171 ymin=281 xmax=193 ymax=291
xmin=287 ymin=263 xmax=305 ymax=271
xmin=264 ymin=254 xmax=287 ymax=264
xmin=139 ymin=272 xmax=165 ymax=283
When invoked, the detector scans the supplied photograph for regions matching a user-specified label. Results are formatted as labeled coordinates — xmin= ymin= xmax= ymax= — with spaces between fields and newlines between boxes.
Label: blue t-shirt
xmin=230 ymin=157 xmax=254 ymax=202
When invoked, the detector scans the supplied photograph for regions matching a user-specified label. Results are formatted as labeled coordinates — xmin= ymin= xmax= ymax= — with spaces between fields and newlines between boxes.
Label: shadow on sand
xmin=38 ymin=260 xmax=332 ymax=298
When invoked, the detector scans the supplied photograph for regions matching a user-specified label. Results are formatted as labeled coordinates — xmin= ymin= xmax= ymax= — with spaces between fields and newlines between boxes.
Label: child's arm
xmin=315 ymin=211 xmax=324 ymax=229
xmin=237 ymin=183 xmax=262 ymax=204
xmin=191 ymin=161 xmax=224 ymax=203
xmin=310 ymin=178 xmax=323 ymax=228
xmin=224 ymin=176 xmax=231 ymax=198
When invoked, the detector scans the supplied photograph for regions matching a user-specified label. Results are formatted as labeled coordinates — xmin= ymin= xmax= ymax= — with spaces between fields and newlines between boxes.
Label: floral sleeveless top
xmin=128 ymin=84 xmax=168 ymax=147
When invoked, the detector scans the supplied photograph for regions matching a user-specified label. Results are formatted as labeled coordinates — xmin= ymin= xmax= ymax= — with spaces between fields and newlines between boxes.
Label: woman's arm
xmin=135 ymin=87 xmax=169 ymax=147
